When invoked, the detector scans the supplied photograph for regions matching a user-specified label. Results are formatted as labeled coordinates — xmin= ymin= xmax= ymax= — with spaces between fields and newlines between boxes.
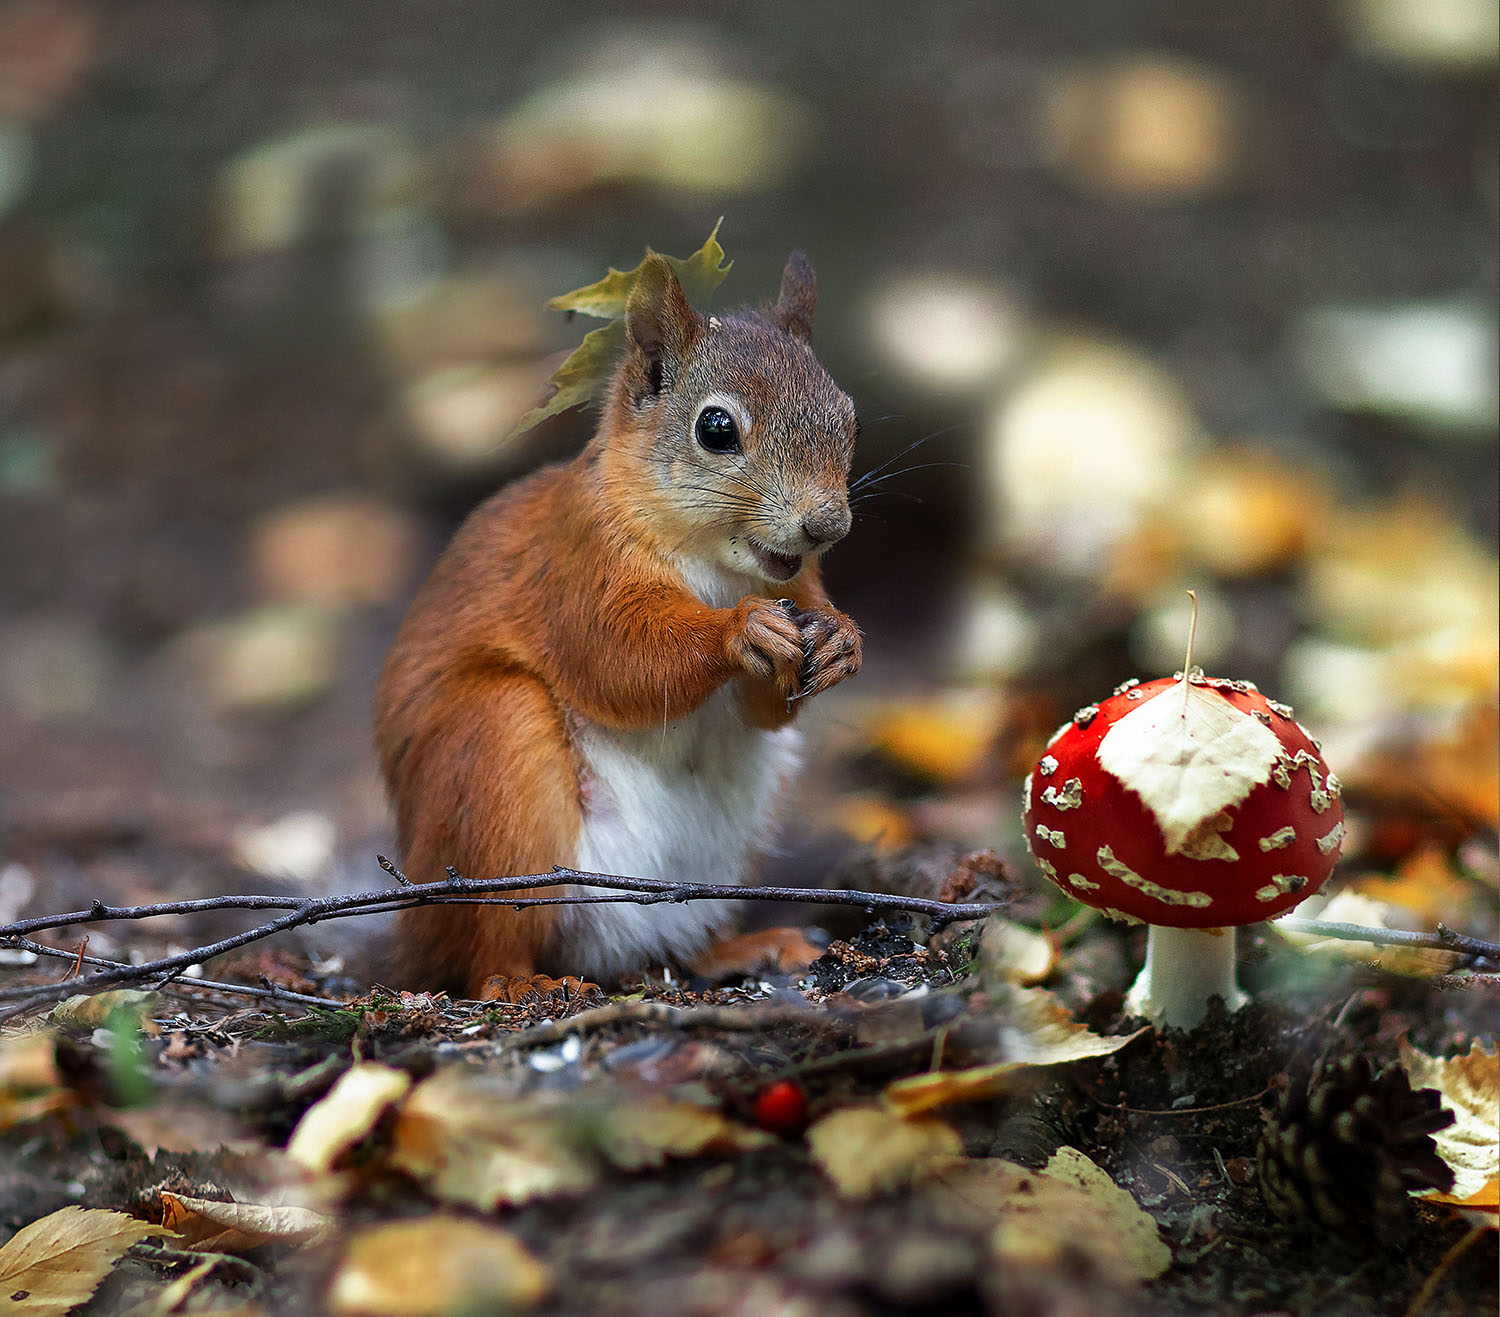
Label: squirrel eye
xmin=694 ymin=406 xmax=740 ymax=454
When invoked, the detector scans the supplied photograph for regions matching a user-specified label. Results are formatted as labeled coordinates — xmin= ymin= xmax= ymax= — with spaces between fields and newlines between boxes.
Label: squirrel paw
xmin=726 ymin=597 xmax=806 ymax=694
xmin=478 ymin=973 xmax=602 ymax=1005
xmin=791 ymin=606 xmax=863 ymax=701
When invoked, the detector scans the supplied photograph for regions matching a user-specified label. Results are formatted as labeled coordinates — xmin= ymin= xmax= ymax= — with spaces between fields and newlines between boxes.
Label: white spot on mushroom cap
xmin=1176 ymin=811 xmax=1239 ymax=861
xmin=1073 ymin=704 xmax=1100 ymax=728
xmin=1038 ymin=754 xmax=1059 ymax=777
xmin=1036 ymin=857 xmax=1058 ymax=879
xmin=1256 ymin=873 xmax=1310 ymax=901
xmin=1098 ymin=905 xmax=1144 ymax=925
xmin=1036 ymin=825 xmax=1067 ymax=849
xmin=1040 ymin=777 xmax=1084 ymax=811
xmin=1315 ymin=821 xmax=1345 ymax=855
xmin=1258 ymin=826 xmax=1297 ymax=851
xmin=1112 ymin=677 xmax=1142 ymax=696
xmin=1096 ymin=844 xmax=1214 ymax=908
xmin=1065 ymin=871 xmax=1100 ymax=892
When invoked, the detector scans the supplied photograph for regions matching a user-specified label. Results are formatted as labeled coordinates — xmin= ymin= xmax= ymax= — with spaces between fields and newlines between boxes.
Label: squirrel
xmin=374 ymin=251 xmax=862 ymax=998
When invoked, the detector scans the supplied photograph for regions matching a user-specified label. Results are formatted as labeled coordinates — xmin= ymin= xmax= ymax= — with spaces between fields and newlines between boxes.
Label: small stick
xmin=1274 ymin=917 xmax=1500 ymax=961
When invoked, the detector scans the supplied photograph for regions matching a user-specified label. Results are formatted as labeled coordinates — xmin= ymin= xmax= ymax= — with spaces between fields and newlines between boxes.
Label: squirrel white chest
xmin=562 ymin=687 xmax=800 ymax=980
xmin=557 ymin=558 xmax=799 ymax=981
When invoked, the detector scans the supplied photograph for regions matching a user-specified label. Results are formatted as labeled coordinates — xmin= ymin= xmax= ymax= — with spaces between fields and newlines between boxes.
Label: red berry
xmin=753 ymin=1080 xmax=808 ymax=1135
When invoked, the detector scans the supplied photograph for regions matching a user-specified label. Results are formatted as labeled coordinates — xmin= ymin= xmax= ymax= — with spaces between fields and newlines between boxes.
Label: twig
xmin=1403 ymin=1222 xmax=1487 ymax=1317
xmin=0 ymin=861 xmax=1003 ymax=1016
xmin=1275 ymin=917 xmax=1500 ymax=961
xmin=507 ymin=999 xmax=840 ymax=1049
xmin=3 ymin=938 xmax=347 ymax=1015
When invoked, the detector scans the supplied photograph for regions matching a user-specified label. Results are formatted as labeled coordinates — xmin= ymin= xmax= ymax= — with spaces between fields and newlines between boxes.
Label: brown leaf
xmin=1399 ymin=1038 xmax=1500 ymax=1206
xmin=328 ymin=1217 xmax=551 ymax=1315
xmin=158 ymin=1193 xmax=332 ymax=1252
xmin=925 ymin=1149 xmax=1170 ymax=1284
xmin=0 ymin=1206 xmax=165 ymax=1317
xmin=285 ymin=1063 xmax=412 ymax=1175
xmin=807 ymin=1107 xmax=962 ymax=1200
xmin=595 ymin=1097 xmax=773 ymax=1171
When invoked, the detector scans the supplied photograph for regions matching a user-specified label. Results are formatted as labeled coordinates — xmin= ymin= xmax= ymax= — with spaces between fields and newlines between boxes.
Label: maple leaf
xmin=507 ymin=221 xmax=733 ymax=439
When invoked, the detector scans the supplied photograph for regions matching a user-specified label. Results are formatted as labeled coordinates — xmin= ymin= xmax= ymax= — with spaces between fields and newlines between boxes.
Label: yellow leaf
xmin=51 ymin=990 xmax=162 ymax=1035
xmin=285 ymin=1063 xmax=412 ymax=1174
xmin=883 ymin=987 xmax=1144 ymax=1117
xmin=828 ymin=793 xmax=916 ymax=854
xmin=328 ymin=1217 xmax=551 ymax=1315
xmin=1399 ymin=1038 xmax=1500 ymax=1204
xmin=807 ymin=1107 xmax=962 ymax=1200
xmin=388 ymin=1068 xmax=597 ymax=1209
xmin=596 ymin=1097 xmax=772 ymax=1170
xmin=508 ymin=223 xmax=732 ymax=439
xmin=866 ymin=690 xmax=1005 ymax=783
xmin=0 ymin=1206 xmax=166 ymax=1317
xmin=980 ymin=918 xmax=1058 ymax=986
xmin=158 ymin=1193 xmax=333 ymax=1252
xmin=548 ymin=219 xmax=732 ymax=317
xmin=924 ymin=1149 xmax=1170 ymax=1285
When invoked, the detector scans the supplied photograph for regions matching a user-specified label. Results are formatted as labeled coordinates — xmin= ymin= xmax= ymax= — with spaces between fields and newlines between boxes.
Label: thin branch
xmin=1274 ymin=917 xmax=1500 ymax=961
xmin=0 ymin=861 xmax=1004 ymax=1015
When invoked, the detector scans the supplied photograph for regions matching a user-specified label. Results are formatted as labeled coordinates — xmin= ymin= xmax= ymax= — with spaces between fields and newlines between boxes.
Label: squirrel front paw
xmin=789 ymin=605 xmax=862 ymax=700
xmin=726 ymin=597 xmax=806 ymax=694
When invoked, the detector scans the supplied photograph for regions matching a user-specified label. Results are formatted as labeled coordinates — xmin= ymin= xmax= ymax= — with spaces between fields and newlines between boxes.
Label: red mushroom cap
xmin=1022 ymin=673 xmax=1344 ymax=928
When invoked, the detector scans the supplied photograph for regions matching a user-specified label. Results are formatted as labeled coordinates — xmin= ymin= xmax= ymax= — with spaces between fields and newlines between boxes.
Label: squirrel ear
xmin=625 ymin=255 xmax=699 ymax=396
xmin=773 ymin=251 xmax=817 ymax=342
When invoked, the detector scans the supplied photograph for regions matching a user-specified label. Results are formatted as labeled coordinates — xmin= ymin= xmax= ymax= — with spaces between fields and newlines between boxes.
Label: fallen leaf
xmin=1280 ymin=888 xmax=1463 ymax=976
xmin=0 ymin=1206 xmax=166 ymax=1317
xmin=980 ymin=917 xmax=1058 ymax=986
xmin=595 ymin=1097 xmax=773 ymax=1170
xmin=865 ymin=689 xmax=1006 ymax=783
xmin=883 ymin=988 xmax=1144 ymax=1117
xmin=1399 ymin=1038 xmax=1500 ymax=1204
xmin=51 ymin=989 xmax=161 ymax=1035
xmin=389 ymin=1067 xmax=596 ymax=1209
xmin=328 ymin=1216 xmax=551 ymax=1315
xmin=285 ymin=1063 xmax=412 ymax=1174
xmin=827 ymin=793 xmax=916 ymax=854
xmin=807 ymin=1106 xmax=962 ymax=1200
xmin=1095 ymin=676 xmax=1283 ymax=854
xmin=925 ymin=1148 xmax=1170 ymax=1285
xmin=159 ymin=1193 xmax=333 ymax=1252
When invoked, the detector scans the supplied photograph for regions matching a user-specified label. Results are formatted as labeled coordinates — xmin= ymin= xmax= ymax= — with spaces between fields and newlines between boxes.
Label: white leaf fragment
xmin=1096 ymin=680 xmax=1282 ymax=855
xmin=1097 ymin=845 xmax=1212 ymax=908
xmin=1040 ymin=777 xmax=1083 ymax=811
xmin=1175 ymin=811 xmax=1238 ymax=862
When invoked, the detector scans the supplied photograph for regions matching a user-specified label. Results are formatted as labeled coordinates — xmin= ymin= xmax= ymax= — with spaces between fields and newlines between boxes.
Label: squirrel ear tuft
xmin=773 ymin=251 xmax=817 ymax=342
xmin=625 ymin=255 xmax=699 ymax=396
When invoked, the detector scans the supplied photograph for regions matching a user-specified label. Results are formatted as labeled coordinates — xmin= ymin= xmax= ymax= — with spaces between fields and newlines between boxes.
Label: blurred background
xmin=0 ymin=0 xmax=1495 ymax=959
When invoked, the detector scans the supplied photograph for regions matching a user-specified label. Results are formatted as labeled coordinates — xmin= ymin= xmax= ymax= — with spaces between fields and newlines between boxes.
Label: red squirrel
xmin=375 ymin=251 xmax=861 ymax=997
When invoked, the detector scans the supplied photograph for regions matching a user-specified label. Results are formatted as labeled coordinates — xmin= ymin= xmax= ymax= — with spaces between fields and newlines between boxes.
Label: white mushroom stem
xmin=1125 ymin=925 xmax=1248 ymax=1029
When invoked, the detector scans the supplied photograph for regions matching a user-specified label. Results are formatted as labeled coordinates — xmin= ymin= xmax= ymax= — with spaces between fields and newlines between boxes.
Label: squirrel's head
xmin=598 ymin=252 xmax=857 ymax=585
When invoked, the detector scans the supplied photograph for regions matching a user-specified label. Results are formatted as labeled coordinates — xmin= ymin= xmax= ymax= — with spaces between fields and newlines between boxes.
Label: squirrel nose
xmin=801 ymin=503 xmax=851 ymax=547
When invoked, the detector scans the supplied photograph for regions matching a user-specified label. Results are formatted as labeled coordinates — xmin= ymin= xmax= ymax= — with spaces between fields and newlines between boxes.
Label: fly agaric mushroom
xmin=1022 ymin=646 xmax=1343 ymax=1028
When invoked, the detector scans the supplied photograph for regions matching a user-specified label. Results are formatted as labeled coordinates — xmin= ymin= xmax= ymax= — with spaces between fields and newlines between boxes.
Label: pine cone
xmin=1257 ymin=1053 xmax=1455 ymax=1245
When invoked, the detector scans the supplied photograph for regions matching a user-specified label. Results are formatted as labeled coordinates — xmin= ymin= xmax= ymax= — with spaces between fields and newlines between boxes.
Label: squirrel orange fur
xmin=375 ymin=252 xmax=862 ymax=997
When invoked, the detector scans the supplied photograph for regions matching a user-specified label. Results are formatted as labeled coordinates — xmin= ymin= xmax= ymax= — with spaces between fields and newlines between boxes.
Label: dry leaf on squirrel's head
xmin=1399 ymin=1037 xmax=1499 ymax=1219
xmin=807 ymin=1106 xmax=962 ymax=1200
xmin=0 ymin=1206 xmax=168 ymax=1317
xmin=328 ymin=1216 xmax=551 ymax=1315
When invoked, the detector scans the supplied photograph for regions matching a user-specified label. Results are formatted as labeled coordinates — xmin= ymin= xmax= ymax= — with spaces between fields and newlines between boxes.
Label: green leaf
xmin=508 ymin=222 xmax=733 ymax=440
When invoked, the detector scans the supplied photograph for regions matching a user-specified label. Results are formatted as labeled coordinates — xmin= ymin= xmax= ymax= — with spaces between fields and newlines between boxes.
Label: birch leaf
xmin=159 ymin=1193 xmax=333 ymax=1251
xmin=0 ymin=1206 xmax=164 ymax=1317
xmin=1096 ymin=677 xmax=1282 ymax=853
xmin=285 ymin=1063 xmax=412 ymax=1174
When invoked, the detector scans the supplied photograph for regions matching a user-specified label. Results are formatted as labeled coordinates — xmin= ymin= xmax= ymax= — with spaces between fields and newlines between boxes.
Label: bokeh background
xmin=1 ymin=0 xmax=1496 ymax=959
